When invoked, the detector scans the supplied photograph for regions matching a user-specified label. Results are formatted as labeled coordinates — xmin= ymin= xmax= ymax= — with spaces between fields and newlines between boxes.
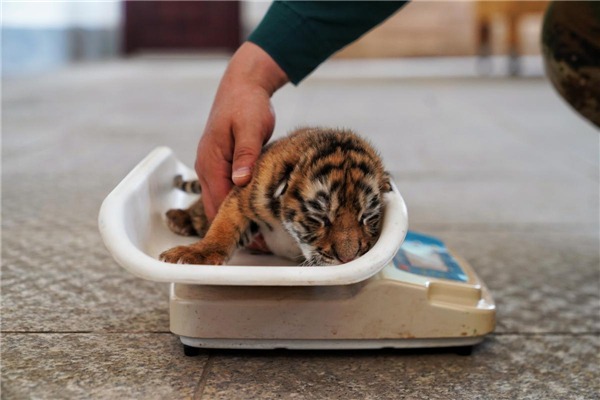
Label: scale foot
xmin=183 ymin=344 xmax=201 ymax=357
xmin=455 ymin=345 xmax=474 ymax=356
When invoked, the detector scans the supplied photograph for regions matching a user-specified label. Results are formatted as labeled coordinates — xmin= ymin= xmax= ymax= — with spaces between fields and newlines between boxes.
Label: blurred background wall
xmin=2 ymin=2 xmax=121 ymax=75
xmin=335 ymin=0 xmax=547 ymax=58
xmin=2 ymin=0 xmax=549 ymax=77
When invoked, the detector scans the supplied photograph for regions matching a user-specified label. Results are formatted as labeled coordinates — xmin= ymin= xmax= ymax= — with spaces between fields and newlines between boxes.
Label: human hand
xmin=195 ymin=42 xmax=288 ymax=220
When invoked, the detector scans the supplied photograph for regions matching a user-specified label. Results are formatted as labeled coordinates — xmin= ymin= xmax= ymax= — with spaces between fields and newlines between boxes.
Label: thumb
xmin=231 ymin=129 xmax=265 ymax=186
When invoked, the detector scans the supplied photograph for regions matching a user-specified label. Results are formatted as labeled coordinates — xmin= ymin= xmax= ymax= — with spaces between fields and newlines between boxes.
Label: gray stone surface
xmin=1 ymin=175 xmax=171 ymax=333
xmin=437 ymin=230 xmax=600 ymax=334
xmin=201 ymin=335 xmax=600 ymax=400
xmin=1 ymin=333 xmax=207 ymax=399
xmin=393 ymin=175 xmax=598 ymax=226
xmin=2 ymin=57 xmax=599 ymax=398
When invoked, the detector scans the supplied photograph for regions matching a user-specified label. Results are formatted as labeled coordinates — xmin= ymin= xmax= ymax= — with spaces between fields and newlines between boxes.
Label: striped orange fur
xmin=160 ymin=127 xmax=391 ymax=266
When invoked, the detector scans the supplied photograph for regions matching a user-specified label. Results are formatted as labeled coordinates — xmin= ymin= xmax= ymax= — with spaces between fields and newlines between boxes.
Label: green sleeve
xmin=248 ymin=1 xmax=409 ymax=85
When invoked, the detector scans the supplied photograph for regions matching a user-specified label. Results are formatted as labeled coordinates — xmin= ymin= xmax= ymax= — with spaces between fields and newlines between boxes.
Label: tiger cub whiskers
xmin=160 ymin=127 xmax=391 ymax=266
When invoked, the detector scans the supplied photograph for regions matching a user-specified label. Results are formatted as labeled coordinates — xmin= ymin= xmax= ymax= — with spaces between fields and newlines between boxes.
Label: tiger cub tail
xmin=173 ymin=175 xmax=201 ymax=194
xmin=166 ymin=175 xmax=207 ymax=238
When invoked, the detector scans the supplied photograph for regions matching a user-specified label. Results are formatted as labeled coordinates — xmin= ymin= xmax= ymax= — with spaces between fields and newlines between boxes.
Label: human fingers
xmin=231 ymin=128 xmax=267 ymax=186
xmin=231 ymin=100 xmax=275 ymax=186
xmin=195 ymin=132 xmax=233 ymax=221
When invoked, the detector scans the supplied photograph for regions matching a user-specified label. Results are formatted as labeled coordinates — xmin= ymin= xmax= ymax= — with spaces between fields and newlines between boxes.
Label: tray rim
xmin=98 ymin=147 xmax=409 ymax=286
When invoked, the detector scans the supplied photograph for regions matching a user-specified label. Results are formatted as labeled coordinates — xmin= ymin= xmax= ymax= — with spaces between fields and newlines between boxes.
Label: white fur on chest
xmin=258 ymin=222 xmax=303 ymax=261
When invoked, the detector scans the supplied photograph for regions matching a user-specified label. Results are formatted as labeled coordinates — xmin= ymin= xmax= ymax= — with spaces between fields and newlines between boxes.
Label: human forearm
xmin=248 ymin=0 xmax=409 ymax=84
xmin=221 ymin=41 xmax=289 ymax=96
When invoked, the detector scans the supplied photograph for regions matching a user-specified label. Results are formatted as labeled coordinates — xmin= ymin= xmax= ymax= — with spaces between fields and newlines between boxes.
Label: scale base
xmin=170 ymin=254 xmax=495 ymax=354
xmin=179 ymin=336 xmax=483 ymax=352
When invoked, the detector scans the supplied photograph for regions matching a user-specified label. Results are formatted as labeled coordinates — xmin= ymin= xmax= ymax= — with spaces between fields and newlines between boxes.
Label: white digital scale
xmin=99 ymin=148 xmax=495 ymax=356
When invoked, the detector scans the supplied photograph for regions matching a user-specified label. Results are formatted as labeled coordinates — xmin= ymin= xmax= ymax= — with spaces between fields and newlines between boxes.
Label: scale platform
xmin=99 ymin=148 xmax=495 ymax=354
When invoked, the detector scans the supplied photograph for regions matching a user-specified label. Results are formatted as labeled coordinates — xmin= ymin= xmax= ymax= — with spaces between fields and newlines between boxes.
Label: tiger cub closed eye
xmin=160 ymin=127 xmax=391 ymax=266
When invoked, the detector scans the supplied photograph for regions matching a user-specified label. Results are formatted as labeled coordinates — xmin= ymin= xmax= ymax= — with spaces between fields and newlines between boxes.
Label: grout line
xmin=492 ymin=332 xmax=600 ymax=337
xmin=194 ymin=353 xmax=214 ymax=400
xmin=1 ymin=331 xmax=173 ymax=334
xmin=1 ymin=331 xmax=598 ymax=337
xmin=408 ymin=223 xmax=599 ymax=232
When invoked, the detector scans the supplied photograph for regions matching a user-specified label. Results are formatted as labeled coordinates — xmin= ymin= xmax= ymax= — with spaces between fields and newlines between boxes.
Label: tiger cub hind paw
xmin=165 ymin=209 xmax=196 ymax=236
xmin=159 ymin=244 xmax=228 ymax=265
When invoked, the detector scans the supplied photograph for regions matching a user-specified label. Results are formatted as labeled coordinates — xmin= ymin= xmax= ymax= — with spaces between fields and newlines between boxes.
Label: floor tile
xmin=430 ymin=230 xmax=600 ymax=333
xmin=392 ymin=175 xmax=598 ymax=226
xmin=200 ymin=334 xmax=599 ymax=400
xmin=275 ymin=78 xmax=599 ymax=179
xmin=1 ymin=333 xmax=207 ymax=400
xmin=1 ymin=176 xmax=170 ymax=332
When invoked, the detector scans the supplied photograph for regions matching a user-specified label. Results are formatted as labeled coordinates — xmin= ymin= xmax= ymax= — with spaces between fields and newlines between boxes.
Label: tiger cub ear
xmin=273 ymin=179 xmax=288 ymax=198
xmin=381 ymin=172 xmax=392 ymax=192
xmin=272 ymin=163 xmax=295 ymax=199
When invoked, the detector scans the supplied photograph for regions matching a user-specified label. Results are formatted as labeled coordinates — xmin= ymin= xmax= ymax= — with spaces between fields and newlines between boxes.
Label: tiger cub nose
xmin=333 ymin=245 xmax=358 ymax=264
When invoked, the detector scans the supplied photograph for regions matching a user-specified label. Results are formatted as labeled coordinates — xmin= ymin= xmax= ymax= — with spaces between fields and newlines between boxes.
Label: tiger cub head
xmin=280 ymin=130 xmax=391 ymax=266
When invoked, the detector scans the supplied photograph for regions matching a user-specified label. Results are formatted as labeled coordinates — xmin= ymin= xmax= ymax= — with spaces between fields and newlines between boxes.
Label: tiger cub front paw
xmin=159 ymin=244 xmax=228 ymax=265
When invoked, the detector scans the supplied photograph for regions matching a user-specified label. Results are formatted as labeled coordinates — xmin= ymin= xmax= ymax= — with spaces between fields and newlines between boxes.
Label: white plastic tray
xmin=98 ymin=147 xmax=408 ymax=286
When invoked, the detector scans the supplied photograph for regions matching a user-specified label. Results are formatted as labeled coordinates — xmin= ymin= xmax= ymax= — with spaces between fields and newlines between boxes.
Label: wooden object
xmin=123 ymin=1 xmax=240 ymax=54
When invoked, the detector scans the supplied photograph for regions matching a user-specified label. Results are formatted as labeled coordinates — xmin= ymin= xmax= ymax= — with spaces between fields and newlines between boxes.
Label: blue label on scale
xmin=393 ymin=231 xmax=468 ymax=282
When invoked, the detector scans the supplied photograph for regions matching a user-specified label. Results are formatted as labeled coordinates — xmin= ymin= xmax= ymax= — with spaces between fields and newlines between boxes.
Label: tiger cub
xmin=159 ymin=127 xmax=391 ymax=266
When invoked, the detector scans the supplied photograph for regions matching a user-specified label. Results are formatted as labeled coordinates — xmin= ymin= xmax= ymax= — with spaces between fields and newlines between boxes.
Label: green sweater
xmin=248 ymin=1 xmax=408 ymax=84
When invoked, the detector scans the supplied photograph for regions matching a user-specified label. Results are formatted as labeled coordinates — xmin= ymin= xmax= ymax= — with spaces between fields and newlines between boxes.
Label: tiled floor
xmin=2 ymin=57 xmax=599 ymax=399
